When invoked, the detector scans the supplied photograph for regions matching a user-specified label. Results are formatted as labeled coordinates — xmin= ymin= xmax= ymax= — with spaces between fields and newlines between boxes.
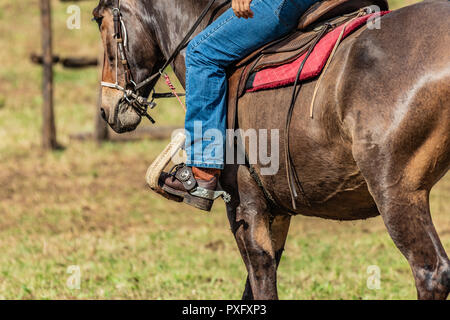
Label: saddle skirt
xmin=245 ymin=10 xmax=391 ymax=93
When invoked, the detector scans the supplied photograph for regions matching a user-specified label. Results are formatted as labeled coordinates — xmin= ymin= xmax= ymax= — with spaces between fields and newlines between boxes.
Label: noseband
xmin=100 ymin=0 xmax=230 ymax=123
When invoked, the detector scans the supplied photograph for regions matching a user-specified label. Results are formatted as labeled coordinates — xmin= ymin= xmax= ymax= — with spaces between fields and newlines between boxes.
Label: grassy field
xmin=0 ymin=0 xmax=448 ymax=300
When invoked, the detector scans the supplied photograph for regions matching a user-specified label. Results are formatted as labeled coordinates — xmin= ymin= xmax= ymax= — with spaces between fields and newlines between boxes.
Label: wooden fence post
xmin=40 ymin=0 xmax=58 ymax=149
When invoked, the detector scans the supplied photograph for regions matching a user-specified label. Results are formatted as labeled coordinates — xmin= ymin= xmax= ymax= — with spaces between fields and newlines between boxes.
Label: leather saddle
xmin=297 ymin=0 xmax=388 ymax=29
xmin=227 ymin=0 xmax=388 ymax=129
xmin=225 ymin=0 xmax=389 ymax=210
xmin=232 ymin=0 xmax=389 ymax=96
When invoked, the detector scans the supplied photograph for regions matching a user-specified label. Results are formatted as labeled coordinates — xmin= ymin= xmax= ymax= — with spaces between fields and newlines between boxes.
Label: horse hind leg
xmin=377 ymin=189 xmax=449 ymax=299
xmin=352 ymin=97 xmax=450 ymax=299
xmin=356 ymin=155 xmax=450 ymax=299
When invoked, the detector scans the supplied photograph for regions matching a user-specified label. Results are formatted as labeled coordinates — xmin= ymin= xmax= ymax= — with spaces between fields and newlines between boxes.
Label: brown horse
xmin=94 ymin=0 xmax=450 ymax=299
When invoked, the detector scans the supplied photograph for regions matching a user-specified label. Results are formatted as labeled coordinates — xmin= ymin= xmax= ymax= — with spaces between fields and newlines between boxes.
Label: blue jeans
xmin=185 ymin=0 xmax=319 ymax=169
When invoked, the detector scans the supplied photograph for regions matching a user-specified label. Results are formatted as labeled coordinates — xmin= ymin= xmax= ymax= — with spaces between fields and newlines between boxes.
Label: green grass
xmin=0 ymin=0 xmax=448 ymax=300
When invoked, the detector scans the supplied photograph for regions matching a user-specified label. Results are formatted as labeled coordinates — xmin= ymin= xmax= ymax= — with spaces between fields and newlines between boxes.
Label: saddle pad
xmin=245 ymin=12 xmax=390 ymax=93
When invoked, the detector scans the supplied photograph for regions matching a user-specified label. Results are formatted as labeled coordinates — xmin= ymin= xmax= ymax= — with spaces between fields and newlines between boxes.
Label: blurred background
xmin=0 ymin=0 xmax=447 ymax=299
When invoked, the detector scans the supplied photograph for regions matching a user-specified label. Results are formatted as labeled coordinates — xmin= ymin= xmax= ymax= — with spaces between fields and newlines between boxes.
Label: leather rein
xmin=100 ymin=0 xmax=229 ymax=123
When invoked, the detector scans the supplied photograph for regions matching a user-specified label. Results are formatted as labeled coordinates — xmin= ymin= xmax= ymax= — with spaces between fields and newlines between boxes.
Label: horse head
xmin=93 ymin=0 xmax=164 ymax=133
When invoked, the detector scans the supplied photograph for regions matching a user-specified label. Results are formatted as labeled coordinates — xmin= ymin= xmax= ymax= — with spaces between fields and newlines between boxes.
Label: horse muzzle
xmin=108 ymin=99 xmax=142 ymax=133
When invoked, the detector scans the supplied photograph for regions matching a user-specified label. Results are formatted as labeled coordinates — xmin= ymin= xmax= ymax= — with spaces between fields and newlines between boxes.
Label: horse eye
xmin=92 ymin=16 xmax=103 ymax=27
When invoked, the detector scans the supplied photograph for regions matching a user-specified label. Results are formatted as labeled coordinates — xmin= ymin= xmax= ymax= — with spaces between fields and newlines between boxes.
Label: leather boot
xmin=158 ymin=164 xmax=226 ymax=211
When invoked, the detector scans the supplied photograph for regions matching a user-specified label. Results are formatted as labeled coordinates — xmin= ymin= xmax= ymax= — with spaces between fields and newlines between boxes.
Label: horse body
xmin=238 ymin=1 xmax=450 ymax=221
xmin=95 ymin=0 xmax=450 ymax=299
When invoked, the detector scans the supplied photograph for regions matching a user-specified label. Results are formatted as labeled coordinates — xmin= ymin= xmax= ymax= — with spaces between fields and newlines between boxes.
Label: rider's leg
xmin=160 ymin=0 xmax=319 ymax=210
xmin=185 ymin=0 xmax=317 ymax=171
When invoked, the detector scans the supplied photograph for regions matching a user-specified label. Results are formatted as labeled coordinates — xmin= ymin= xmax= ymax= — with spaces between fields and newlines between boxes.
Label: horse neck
xmin=144 ymin=0 xmax=225 ymax=87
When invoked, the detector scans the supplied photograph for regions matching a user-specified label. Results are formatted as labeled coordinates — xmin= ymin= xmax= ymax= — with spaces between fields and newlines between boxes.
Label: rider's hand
xmin=232 ymin=0 xmax=254 ymax=19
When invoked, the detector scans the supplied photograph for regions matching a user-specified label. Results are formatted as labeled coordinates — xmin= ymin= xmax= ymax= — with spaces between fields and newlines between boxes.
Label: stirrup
xmin=145 ymin=132 xmax=231 ymax=211
xmin=170 ymin=164 xmax=231 ymax=203
xmin=162 ymin=164 xmax=231 ymax=212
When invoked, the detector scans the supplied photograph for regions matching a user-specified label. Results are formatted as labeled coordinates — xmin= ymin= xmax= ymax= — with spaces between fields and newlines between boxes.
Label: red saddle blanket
xmin=245 ymin=12 xmax=390 ymax=93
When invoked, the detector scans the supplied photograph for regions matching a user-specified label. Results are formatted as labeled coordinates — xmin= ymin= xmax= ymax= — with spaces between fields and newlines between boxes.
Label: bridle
xmin=100 ymin=0 xmax=230 ymax=123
